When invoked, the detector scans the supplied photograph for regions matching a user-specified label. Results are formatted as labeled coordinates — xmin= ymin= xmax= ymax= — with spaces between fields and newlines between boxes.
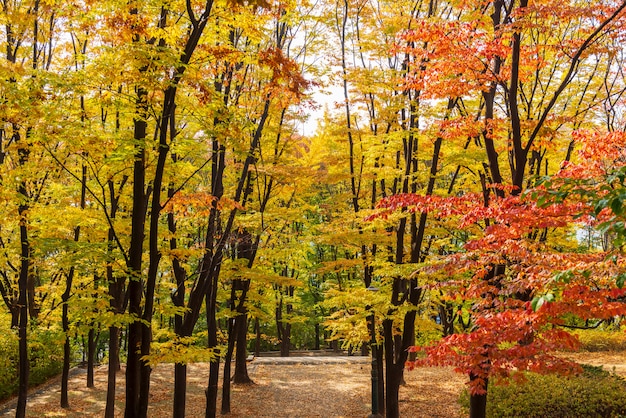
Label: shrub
xmin=0 ymin=325 xmax=64 ymax=402
xmin=0 ymin=328 xmax=19 ymax=400
xmin=461 ymin=364 xmax=626 ymax=418
xmin=29 ymin=328 xmax=64 ymax=387
xmin=575 ymin=329 xmax=626 ymax=352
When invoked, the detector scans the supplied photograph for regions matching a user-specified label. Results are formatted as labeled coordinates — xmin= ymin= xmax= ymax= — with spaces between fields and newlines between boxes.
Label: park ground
xmin=1 ymin=352 xmax=623 ymax=417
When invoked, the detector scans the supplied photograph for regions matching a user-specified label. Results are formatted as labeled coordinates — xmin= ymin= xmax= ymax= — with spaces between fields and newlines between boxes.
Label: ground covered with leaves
xmin=4 ymin=351 xmax=624 ymax=418
xmin=0 ymin=359 xmax=465 ymax=417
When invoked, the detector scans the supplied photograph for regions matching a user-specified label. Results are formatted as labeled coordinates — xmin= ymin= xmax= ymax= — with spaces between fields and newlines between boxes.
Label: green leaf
xmin=611 ymin=197 xmax=624 ymax=216
xmin=617 ymin=273 xmax=626 ymax=289
xmin=553 ymin=270 xmax=573 ymax=284
xmin=595 ymin=198 xmax=609 ymax=215
xmin=531 ymin=293 xmax=554 ymax=312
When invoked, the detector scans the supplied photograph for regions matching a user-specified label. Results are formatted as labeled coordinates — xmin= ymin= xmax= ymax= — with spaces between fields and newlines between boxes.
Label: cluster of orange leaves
xmin=163 ymin=192 xmax=244 ymax=218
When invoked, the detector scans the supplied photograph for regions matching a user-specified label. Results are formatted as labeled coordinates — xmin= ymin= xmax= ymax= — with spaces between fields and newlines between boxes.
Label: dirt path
xmin=0 ymin=358 xmax=465 ymax=417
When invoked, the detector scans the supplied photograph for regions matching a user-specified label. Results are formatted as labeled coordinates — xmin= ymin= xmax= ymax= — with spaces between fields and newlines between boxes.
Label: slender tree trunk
xmin=105 ymin=325 xmax=120 ymax=418
xmin=220 ymin=323 xmax=234 ymax=414
xmin=16 ymin=182 xmax=30 ymax=418
xmin=376 ymin=344 xmax=384 ymax=415
xmin=205 ymin=279 xmax=220 ymax=418
xmin=16 ymin=258 xmax=29 ymax=418
xmin=87 ymin=328 xmax=97 ymax=387
xmin=314 ymin=323 xmax=320 ymax=351
xmin=221 ymin=284 xmax=236 ymax=414
xmin=254 ymin=318 xmax=261 ymax=357
xmin=61 ymin=327 xmax=71 ymax=408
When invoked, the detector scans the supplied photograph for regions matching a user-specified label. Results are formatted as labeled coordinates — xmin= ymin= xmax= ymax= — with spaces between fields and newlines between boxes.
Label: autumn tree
xmin=370 ymin=1 xmax=626 ymax=418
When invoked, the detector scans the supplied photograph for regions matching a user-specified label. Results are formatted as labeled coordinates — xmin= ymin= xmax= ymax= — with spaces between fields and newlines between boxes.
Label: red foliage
xmin=372 ymin=146 xmax=626 ymax=394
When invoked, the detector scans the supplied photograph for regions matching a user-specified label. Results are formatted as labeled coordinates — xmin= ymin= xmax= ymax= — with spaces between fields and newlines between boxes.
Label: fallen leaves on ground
xmin=0 ymin=360 xmax=465 ymax=417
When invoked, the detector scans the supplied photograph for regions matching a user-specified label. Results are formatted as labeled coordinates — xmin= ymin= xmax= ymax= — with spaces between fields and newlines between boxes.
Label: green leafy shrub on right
xmin=461 ymin=364 xmax=626 ymax=418
xmin=574 ymin=329 xmax=626 ymax=352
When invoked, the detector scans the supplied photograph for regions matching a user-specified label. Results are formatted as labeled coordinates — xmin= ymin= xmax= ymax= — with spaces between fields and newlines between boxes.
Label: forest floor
xmin=1 ymin=351 xmax=623 ymax=418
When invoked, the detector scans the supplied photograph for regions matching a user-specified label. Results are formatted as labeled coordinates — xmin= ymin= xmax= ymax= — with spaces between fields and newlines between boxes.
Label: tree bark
xmin=469 ymin=373 xmax=488 ymax=418
xmin=87 ymin=328 xmax=97 ymax=388
xmin=173 ymin=363 xmax=187 ymax=417
xmin=16 ymin=164 xmax=30 ymax=418
xmin=124 ymin=84 xmax=148 ymax=418
xmin=233 ymin=313 xmax=252 ymax=383
xmin=104 ymin=325 xmax=120 ymax=418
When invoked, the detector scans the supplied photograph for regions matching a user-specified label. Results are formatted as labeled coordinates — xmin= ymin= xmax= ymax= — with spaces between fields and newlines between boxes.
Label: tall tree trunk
xmin=87 ymin=328 xmax=97 ymax=387
xmin=16 ymin=135 xmax=31 ymax=418
xmin=16 ymin=210 xmax=30 ymax=418
xmin=205 ymin=276 xmax=220 ymax=418
xmin=124 ymin=83 xmax=148 ymax=418
xmin=105 ymin=325 xmax=120 ymax=418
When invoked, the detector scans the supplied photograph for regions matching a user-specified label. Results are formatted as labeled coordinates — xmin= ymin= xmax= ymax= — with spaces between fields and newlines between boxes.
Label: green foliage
xmin=460 ymin=365 xmax=626 ymax=418
xmin=574 ymin=329 xmax=626 ymax=352
xmin=0 ymin=327 xmax=18 ymax=400
xmin=0 ymin=325 xmax=64 ymax=402
xmin=29 ymin=328 xmax=65 ymax=387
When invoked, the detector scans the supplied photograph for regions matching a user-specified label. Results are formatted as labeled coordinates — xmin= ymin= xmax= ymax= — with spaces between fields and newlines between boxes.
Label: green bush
xmin=29 ymin=328 xmax=64 ymax=387
xmin=575 ymin=329 xmax=626 ymax=352
xmin=461 ymin=365 xmax=626 ymax=418
xmin=0 ymin=328 xmax=19 ymax=400
xmin=0 ymin=325 xmax=64 ymax=402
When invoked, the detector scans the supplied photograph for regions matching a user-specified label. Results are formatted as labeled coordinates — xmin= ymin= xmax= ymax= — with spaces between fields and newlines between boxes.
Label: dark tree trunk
xmin=233 ymin=313 xmax=252 ymax=383
xmin=469 ymin=373 xmax=488 ymax=418
xmin=205 ymin=359 xmax=220 ymax=418
xmin=173 ymin=363 xmax=187 ymax=417
xmin=220 ymin=334 xmax=234 ymax=414
xmin=16 ymin=209 xmax=30 ymax=418
xmin=385 ymin=360 xmax=402 ymax=418
xmin=221 ymin=286 xmax=236 ymax=415
xmin=16 ymin=125 xmax=31 ymax=418
xmin=10 ymin=309 xmax=18 ymax=328
xmin=254 ymin=317 xmax=261 ymax=357
xmin=276 ymin=282 xmax=294 ymax=357
xmin=16 ymin=265 xmax=29 ymax=418
xmin=61 ymin=272 xmax=73 ymax=408
xmin=171 ymin=188 xmax=188 ymax=418
xmin=87 ymin=328 xmax=97 ymax=387
xmin=124 ymin=83 xmax=148 ymax=418
xmin=280 ymin=323 xmax=291 ymax=357
xmin=205 ymin=281 xmax=220 ymax=418
xmin=105 ymin=325 xmax=120 ymax=418
xmin=314 ymin=323 xmax=320 ymax=351
xmin=61 ymin=330 xmax=71 ymax=408
xmin=376 ymin=345 xmax=384 ymax=415
xmin=104 ymin=177 xmax=124 ymax=418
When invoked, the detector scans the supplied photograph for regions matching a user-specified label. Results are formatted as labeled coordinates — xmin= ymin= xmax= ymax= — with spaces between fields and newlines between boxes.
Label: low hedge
xmin=461 ymin=364 xmax=626 ymax=418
